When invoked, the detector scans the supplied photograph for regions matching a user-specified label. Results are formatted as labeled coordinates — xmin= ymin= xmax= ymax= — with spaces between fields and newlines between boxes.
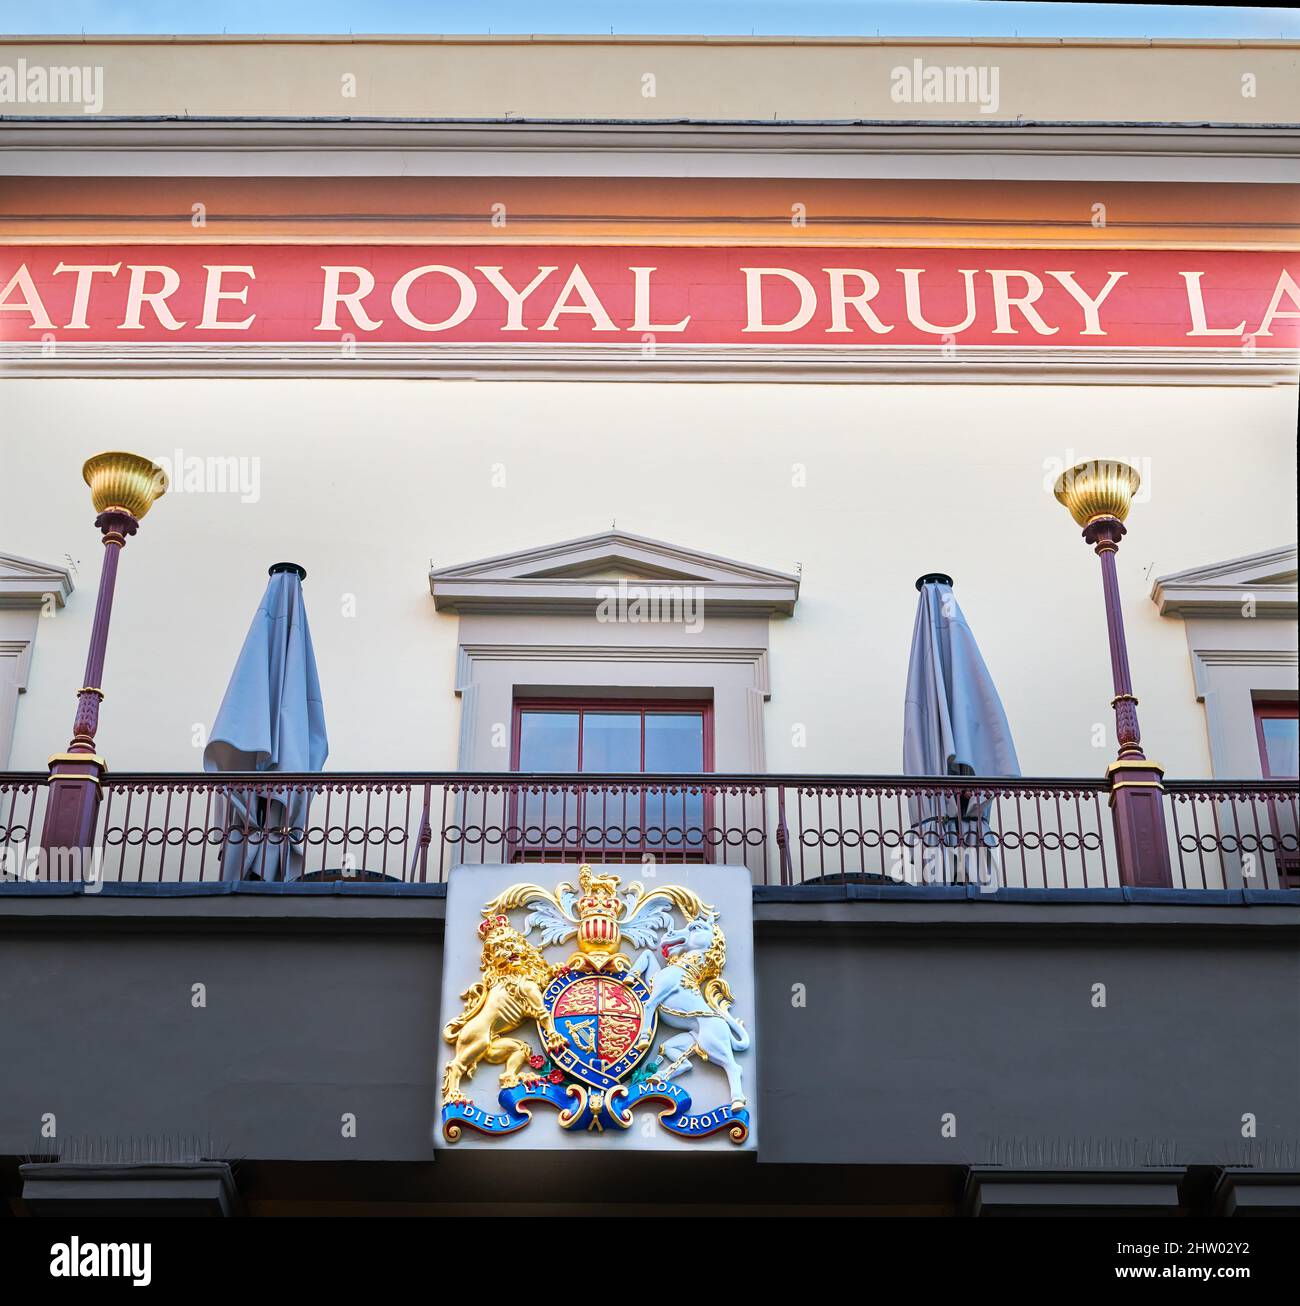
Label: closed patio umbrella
xmin=903 ymin=574 xmax=1019 ymax=885
xmin=203 ymin=563 xmax=328 ymax=880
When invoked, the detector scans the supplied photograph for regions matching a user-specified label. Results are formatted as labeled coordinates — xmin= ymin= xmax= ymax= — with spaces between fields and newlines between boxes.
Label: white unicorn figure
xmin=630 ymin=910 xmax=750 ymax=1110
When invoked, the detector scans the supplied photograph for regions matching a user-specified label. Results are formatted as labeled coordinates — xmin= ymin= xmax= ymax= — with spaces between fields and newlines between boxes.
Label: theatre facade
xmin=0 ymin=35 xmax=1298 ymax=1216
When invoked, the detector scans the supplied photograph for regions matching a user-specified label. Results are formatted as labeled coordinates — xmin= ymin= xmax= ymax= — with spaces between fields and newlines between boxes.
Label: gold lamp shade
xmin=82 ymin=452 xmax=166 ymax=520
xmin=1053 ymin=459 xmax=1141 ymax=527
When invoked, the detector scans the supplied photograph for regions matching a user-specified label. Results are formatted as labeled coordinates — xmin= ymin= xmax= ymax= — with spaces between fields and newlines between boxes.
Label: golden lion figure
xmin=442 ymin=915 xmax=566 ymax=1103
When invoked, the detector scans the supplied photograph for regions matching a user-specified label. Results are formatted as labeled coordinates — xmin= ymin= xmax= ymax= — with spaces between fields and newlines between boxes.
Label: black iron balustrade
xmin=0 ymin=771 xmax=1295 ymax=891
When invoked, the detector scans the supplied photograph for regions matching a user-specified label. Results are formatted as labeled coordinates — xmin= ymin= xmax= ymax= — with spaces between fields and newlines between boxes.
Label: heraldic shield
xmin=437 ymin=865 xmax=754 ymax=1148
xmin=546 ymin=969 xmax=655 ymax=1089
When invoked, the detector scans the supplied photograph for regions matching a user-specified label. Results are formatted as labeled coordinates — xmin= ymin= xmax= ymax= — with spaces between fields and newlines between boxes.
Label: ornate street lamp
xmin=1054 ymin=458 xmax=1172 ymax=887
xmin=40 ymin=452 xmax=166 ymax=860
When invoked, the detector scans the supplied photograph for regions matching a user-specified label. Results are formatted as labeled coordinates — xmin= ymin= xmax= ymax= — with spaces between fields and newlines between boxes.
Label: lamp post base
xmin=40 ymin=753 xmax=108 ymax=877
xmin=1107 ymin=758 xmax=1174 ymax=888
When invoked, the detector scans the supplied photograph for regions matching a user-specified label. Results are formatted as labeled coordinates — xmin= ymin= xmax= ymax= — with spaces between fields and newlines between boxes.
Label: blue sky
xmin=3 ymin=2 xmax=1298 ymax=39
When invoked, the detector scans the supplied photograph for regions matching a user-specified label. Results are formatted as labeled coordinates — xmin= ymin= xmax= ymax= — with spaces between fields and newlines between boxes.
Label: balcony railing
xmin=2 ymin=771 xmax=1296 ymax=891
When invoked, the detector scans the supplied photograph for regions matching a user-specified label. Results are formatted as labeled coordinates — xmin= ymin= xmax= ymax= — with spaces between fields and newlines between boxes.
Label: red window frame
xmin=1253 ymin=699 xmax=1299 ymax=886
xmin=508 ymin=697 xmax=715 ymax=863
xmin=510 ymin=697 xmax=715 ymax=772
xmin=1253 ymin=700 xmax=1299 ymax=779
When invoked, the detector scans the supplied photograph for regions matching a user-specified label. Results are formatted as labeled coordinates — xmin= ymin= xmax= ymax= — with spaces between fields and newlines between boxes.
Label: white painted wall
xmin=3 ymin=36 xmax=1297 ymax=125
xmin=2 ymin=378 xmax=1295 ymax=779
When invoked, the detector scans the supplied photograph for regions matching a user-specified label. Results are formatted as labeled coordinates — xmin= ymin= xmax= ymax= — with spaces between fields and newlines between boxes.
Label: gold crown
xmin=478 ymin=913 xmax=510 ymax=940
xmin=577 ymin=864 xmax=623 ymax=914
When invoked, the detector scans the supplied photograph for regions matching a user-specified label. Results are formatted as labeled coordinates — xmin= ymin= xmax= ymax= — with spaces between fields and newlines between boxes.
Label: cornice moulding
xmin=3 ymin=342 xmax=1296 ymax=385
xmin=0 ymin=552 xmax=75 ymax=608
xmin=1151 ymin=545 xmax=1299 ymax=616
xmin=3 ymin=122 xmax=1298 ymax=183
xmin=431 ymin=530 xmax=800 ymax=616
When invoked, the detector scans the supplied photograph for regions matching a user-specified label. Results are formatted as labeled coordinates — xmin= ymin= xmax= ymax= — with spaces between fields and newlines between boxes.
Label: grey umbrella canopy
xmin=203 ymin=564 xmax=328 ymax=880
xmin=903 ymin=575 xmax=1019 ymax=885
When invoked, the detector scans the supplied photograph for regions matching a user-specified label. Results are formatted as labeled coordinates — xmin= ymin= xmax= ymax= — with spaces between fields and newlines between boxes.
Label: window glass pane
xmin=511 ymin=704 xmax=711 ymax=859
xmin=1261 ymin=716 xmax=1299 ymax=777
xmin=517 ymin=712 xmax=579 ymax=770
xmin=645 ymin=712 xmax=705 ymax=770
xmin=581 ymin=713 xmax=641 ymax=772
xmin=646 ymin=713 xmax=706 ymax=849
xmin=580 ymin=714 xmax=641 ymax=849
xmin=516 ymin=713 xmax=579 ymax=855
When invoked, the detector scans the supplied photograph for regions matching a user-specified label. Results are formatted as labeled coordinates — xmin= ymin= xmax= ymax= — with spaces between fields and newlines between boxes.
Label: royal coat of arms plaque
xmin=434 ymin=863 xmax=756 ymax=1152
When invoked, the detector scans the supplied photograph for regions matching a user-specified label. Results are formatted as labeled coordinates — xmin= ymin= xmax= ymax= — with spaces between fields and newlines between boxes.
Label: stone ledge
xmin=19 ymin=1162 xmax=239 ymax=1217
xmin=962 ymin=1167 xmax=1185 ymax=1216
xmin=0 ymin=882 xmax=1295 ymax=940
xmin=1213 ymin=1169 xmax=1300 ymax=1217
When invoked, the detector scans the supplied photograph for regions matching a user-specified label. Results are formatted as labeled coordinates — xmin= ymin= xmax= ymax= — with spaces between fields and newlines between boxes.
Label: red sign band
xmin=2 ymin=245 xmax=1297 ymax=348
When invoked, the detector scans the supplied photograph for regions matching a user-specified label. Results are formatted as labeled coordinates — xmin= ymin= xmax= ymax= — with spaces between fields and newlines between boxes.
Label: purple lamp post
xmin=1054 ymin=458 xmax=1173 ymax=888
xmin=40 ymin=452 xmax=166 ymax=861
